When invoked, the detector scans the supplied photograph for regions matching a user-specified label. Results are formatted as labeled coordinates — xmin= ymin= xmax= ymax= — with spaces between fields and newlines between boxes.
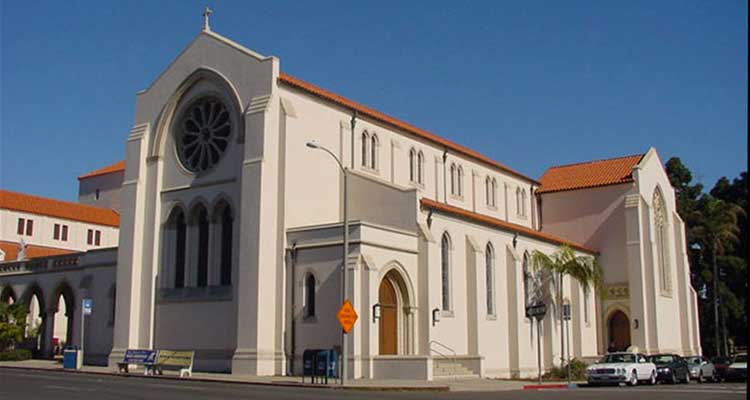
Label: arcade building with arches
xmin=0 ymin=21 xmax=701 ymax=380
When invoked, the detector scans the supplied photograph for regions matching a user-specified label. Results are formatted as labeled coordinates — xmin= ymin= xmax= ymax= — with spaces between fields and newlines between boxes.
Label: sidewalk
xmin=0 ymin=359 xmax=530 ymax=392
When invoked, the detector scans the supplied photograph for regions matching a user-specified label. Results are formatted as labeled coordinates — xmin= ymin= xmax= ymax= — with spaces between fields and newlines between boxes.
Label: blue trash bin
xmin=63 ymin=346 xmax=81 ymax=370
xmin=315 ymin=349 xmax=339 ymax=383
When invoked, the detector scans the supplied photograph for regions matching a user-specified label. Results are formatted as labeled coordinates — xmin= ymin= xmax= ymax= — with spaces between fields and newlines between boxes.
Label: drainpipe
xmin=288 ymin=241 xmax=298 ymax=375
xmin=536 ymin=188 xmax=543 ymax=231
xmin=442 ymin=149 xmax=448 ymax=203
xmin=350 ymin=111 xmax=358 ymax=169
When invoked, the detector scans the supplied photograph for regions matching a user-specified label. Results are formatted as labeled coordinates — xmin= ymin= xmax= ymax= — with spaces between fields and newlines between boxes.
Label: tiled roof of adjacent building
xmin=0 ymin=240 xmax=78 ymax=262
xmin=0 ymin=190 xmax=120 ymax=227
xmin=278 ymin=73 xmax=540 ymax=185
xmin=420 ymin=198 xmax=597 ymax=254
xmin=78 ymin=160 xmax=126 ymax=180
xmin=536 ymin=153 xmax=645 ymax=194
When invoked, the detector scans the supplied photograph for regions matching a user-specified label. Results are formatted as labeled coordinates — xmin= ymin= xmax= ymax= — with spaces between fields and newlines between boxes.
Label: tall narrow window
xmin=523 ymin=252 xmax=532 ymax=307
xmin=485 ymin=177 xmax=491 ymax=206
xmin=87 ymin=229 xmax=93 ymax=245
xmin=516 ymin=188 xmax=522 ymax=216
xmin=220 ymin=206 xmax=233 ymax=286
xmin=417 ymin=151 xmax=424 ymax=184
xmin=491 ymin=178 xmax=498 ymax=207
xmin=95 ymin=189 xmax=100 ymax=200
xmin=305 ymin=274 xmax=316 ymax=318
xmin=175 ymin=211 xmax=187 ymax=288
xmin=486 ymin=243 xmax=496 ymax=316
xmin=196 ymin=207 xmax=209 ymax=288
xmin=653 ymin=189 xmax=671 ymax=294
xmin=94 ymin=230 xmax=101 ymax=246
xmin=450 ymin=163 xmax=457 ymax=195
xmin=17 ymin=218 xmax=25 ymax=235
xmin=25 ymin=220 xmax=33 ymax=236
xmin=361 ymin=132 xmax=369 ymax=167
xmin=409 ymin=148 xmax=416 ymax=182
xmin=370 ymin=134 xmax=378 ymax=169
xmin=521 ymin=189 xmax=527 ymax=216
xmin=457 ymin=166 xmax=464 ymax=196
xmin=441 ymin=233 xmax=451 ymax=311
xmin=61 ymin=225 xmax=68 ymax=241
xmin=54 ymin=224 xmax=61 ymax=240
xmin=583 ymin=285 xmax=590 ymax=323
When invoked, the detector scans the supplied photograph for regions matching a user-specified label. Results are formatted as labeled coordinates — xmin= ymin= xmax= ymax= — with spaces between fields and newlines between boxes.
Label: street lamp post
xmin=306 ymin=141 xmax=349 ymax=385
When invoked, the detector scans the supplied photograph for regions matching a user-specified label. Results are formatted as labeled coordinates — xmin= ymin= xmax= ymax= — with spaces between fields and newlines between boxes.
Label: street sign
xmin=526 ymin=303 xmax=546 ymax=320
xmin=336 ymin=300 xmax=358 ymax=334
xmin=82 ymin=298 xmax=93 ymax=316
xmin=563 ymin=304 xmax=571 ymax=320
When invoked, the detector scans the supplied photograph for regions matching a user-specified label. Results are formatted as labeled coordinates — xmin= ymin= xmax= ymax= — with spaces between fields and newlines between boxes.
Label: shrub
xmin=544 ymin=358 xmax=589 ymax=381
xmin=0 ymin=348 xmax=32 ymax=361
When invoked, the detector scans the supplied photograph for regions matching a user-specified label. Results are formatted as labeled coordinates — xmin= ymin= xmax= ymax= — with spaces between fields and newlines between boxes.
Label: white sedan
xmin=586 ymin=352 xmax=657 ymax=386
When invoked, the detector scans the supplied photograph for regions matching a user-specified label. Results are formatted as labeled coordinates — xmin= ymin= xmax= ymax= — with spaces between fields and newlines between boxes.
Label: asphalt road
xmin=0 ymin=368 xmax=745 ymax=400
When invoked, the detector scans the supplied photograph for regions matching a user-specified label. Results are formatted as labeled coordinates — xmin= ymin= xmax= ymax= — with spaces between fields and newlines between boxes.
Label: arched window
xmin=409 ymin=148 xmax=416 ymax=182
xmin=173 ymin=209 xmax=187 ymax=289
xmin=457 ymin=166 xmax=464 ymax=196
xmin=417 ymin=151 xmax=424 ymax=184
xmin=441 ymin=233 xmax=451 ymax=311
xmin=361 ymin=131 xmax=369 ymax=167
xmin=486 ymin=243 xmax=496 ymax=315
xmin=491 ymin=178 xmax=498 ymax=207
xmin=219 ymin=205 xmax=233 ymax=286
xmin=194 ymin=205 xmax=210 ymax=288
xmin=485 ymin=177 xmax=492 ymax=206
xmin=522 ymin=252 xmax=532 ymax=307
xmin=450 ymin=163 xmax=457 ymax=195
xmin=521 ymin=189 xmax=527 ymax=216
xmin=653 ymin=188 xmax=671 ymax=294
xmin=370 ymin=134 xmax=379 ymax=169
xmin=305 ymin=273 xmax=316 ymax=318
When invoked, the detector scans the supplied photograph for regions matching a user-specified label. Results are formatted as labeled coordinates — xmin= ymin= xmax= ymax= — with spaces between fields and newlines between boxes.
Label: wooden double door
xmin=379 ymin=278 xmax=398 ymax=355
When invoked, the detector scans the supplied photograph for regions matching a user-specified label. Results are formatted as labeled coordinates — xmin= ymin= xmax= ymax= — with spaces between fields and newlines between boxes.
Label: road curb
xmin=0 ymin=365 xmax=450 ymax=392
xmin=523 ymin=383 xmax=578 ymax=390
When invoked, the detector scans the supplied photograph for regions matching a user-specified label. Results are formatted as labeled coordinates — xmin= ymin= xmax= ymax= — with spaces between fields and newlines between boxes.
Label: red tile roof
xmin=0 ymin=240 xmax=78 ymax=262
xmin=537 ymin=154 xmax=645 ymax=194
xmin=0 ymin=190 xmax=120 ymax=227
xmin=278 ymin=73 xmax=539 ymax=185
xmin=78 ymin=160 xmax=125 ymax=180
xmin=420 ymin=198 xmax=597 ymax=254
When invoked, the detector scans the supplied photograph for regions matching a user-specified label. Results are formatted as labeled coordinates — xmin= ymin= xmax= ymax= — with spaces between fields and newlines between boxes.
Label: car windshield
xmin=650 ymin=355 xmax=675 ymax=364
xmin=686 ymin=356 xmax=702 ymax=364
xmin=601 ymin=354 xmax=636 ymax=363
xmin=734 ymin=354 xmax=747 ymax=363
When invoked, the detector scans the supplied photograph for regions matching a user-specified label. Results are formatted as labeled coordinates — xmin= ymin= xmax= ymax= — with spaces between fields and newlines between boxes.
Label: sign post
xmin=80 ymin=298 xmax=92 ymax=369
xmin=336 ymin=300 xmax=358 ymax=384
xmin=563 ymin=303 xmax=571 ymax=385
xmin=526 ymin=303 xmax=547 ymax=384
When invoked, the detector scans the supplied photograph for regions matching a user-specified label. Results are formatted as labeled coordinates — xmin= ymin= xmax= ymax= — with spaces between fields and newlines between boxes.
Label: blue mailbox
xmin=316 ymin=349 xmax=339 ymax=380
xmin=302 ymin=349 xmax=318 ymax=380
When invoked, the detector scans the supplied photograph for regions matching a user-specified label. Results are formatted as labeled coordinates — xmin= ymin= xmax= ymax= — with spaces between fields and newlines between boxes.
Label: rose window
xmin=176 ymin=97 xmax=231 ymax=173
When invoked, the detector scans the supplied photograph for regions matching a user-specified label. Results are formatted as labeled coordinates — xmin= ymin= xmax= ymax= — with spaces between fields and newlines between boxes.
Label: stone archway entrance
xmin=608 ymin=310 xmax=631 ymax=352
xmin=377 ymin=269 xmax=413 ymax=356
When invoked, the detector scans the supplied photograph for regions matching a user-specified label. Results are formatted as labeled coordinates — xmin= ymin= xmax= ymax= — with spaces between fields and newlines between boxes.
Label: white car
xmin=586 ymin=352 xmax=657 ymax=386
xmin=726 ymin=353 xmax=747 ymax=382
xmin=685 ymin=355 xmax=716 ymax=382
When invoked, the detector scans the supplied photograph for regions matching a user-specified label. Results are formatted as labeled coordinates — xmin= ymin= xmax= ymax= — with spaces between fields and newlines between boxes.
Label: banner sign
xmin=82 ymin=298 xmax=93 ymax=316
xmin=122 ymin=350 xmax=157 ymax=364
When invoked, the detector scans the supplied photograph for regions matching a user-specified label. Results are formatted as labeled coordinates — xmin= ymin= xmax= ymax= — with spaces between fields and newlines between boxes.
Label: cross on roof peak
xmin=202 ymin=6 xmax=213 ymax=32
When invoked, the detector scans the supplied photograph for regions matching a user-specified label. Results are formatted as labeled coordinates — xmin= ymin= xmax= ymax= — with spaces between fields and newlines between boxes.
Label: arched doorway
xmin=50 ymin=282 xmax=75 ymax=356
xmin=608 ymin=310 xmax=631 ymax=352
xmin=378 ymin=269 xmax=412 ymax=355
xmin=1 ymin=286 xmax=16 ymax=304
xmin=23 ymin=286 xmax=45 ymax=355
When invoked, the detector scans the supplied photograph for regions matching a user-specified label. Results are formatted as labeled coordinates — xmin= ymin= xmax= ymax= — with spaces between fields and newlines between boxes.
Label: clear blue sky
xmin=1 ymin=1 xmax=746 ymax=201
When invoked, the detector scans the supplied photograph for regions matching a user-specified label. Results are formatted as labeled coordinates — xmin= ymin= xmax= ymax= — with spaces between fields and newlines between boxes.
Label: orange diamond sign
xmin=337 ymin=299 xmax=358 ymax=334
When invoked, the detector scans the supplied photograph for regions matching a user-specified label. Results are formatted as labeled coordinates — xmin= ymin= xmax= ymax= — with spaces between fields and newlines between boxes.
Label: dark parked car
xmin=711 ymin=356 xmax=733 ymax=382
xmin=648 ymin=354 xmax=690 ymax=384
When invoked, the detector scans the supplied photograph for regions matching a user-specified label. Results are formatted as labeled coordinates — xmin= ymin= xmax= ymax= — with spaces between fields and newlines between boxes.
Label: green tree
xmin=693 ymin=195 xmax=745 ymax=356
xmin=532 ymin=246 xmax=603 ymax=368
xmin=0 ymin=303 xmax=29 ymax=352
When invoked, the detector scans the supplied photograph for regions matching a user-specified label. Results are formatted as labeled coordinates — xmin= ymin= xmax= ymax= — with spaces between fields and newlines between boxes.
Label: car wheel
xmin=698 ymin=370 xmax=704 ymax=383
xmin=627 ymin=370 xmax=638 ymax=386
xmin=669 ymin=371 xmax=677 ymax=384
xmin=683 ymin=371 xmax=691 ymax=384
xmin=648 ymin=370 xmax=656 ymax=385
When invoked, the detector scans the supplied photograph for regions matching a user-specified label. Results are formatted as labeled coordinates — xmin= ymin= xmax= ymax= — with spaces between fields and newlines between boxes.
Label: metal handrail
xmin=429 ymin=340 xmax=458 ymax=379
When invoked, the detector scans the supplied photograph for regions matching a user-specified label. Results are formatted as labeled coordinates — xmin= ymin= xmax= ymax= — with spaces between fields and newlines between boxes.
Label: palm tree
xmin=532 ymin=245 xmax=603 ymax=370
xmin=693 ymin=196 xmax=744 ymax=356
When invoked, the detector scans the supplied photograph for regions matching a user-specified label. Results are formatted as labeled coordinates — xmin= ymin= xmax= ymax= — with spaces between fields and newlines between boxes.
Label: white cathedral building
xmin=0 ymin=19 xmax=701 ymax=380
